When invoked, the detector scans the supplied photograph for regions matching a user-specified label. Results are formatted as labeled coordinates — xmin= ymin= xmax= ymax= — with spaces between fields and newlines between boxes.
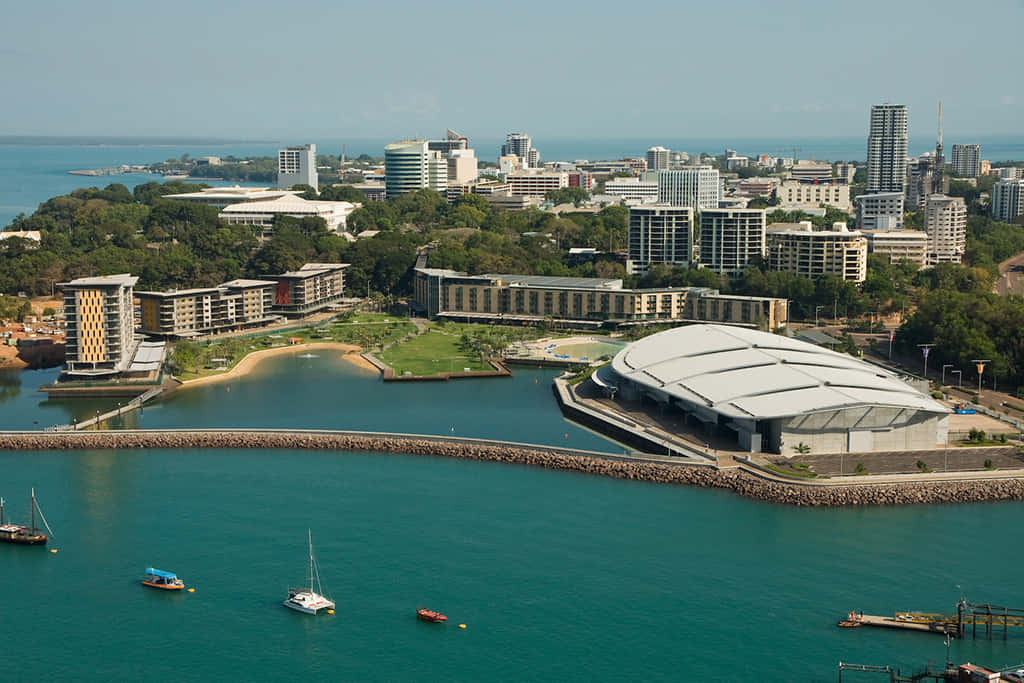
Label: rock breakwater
xmin=2 ymin=431 xmax=1023 ymax=507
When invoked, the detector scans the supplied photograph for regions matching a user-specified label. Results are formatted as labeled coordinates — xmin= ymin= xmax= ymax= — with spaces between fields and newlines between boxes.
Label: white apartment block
xmin=646 ymin=146 xmax=670 ymax=171
xmin=856 ymin=192 xmax=904 ymax=230
xmin=699 ymin=209 xmax=766 ymax=276
xmin=656 ymin=167 xmax=720 ymax=210
xmin=384 ymin=140 xmax=448 ymax=199
xmin=604 ymin=178 xmax=658 ymax=202
xmin=924 ymin=194 xmax=967 ymax=265
xmin=278 ymin=144 xmax=317 ymax=190
xmin=766 ymin=223 xmax=868 ymax=283
xmin=862 ymin=230 xmax=928 ymax=267
xmin=507 ymin=170 xmax=568 ymax=197
xmin=951 ymin=144 xmax=981 ymax=178
xmin=835 ymin=162 xmax=857 ymax=183
xmin=992 ymin=178 xmax=1024 ymax=223
xmin=866 ymin=104 xmax=908 ymax=194
xmin=627 ymin=205 xmax=694 ymax=274
xmin=777 ymin=181 xmax=851 ymax=212
xmin=789 ymin=162 xmax=833 ymax=183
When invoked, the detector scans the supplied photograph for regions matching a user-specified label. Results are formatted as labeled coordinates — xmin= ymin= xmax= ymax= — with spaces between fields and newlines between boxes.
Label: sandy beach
xmin=179 ymin=342 xmax=378 ymax=388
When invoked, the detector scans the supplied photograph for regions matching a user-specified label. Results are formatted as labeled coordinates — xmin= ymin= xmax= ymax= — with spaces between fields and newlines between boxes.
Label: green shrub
xmin=984 ymin=458 xmax=993 ymax=469
xmin=855 ymin=462 xmax=866 ymax=474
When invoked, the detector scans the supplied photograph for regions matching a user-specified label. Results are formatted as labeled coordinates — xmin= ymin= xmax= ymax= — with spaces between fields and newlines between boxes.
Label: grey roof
xmin=482 ymin=274 xmax=622 ymax=290
xmin=796 ymin=328 xmax=844 ymax=346
xmin=128 ymin=341 xmax=166 ymax=372
xmin=611 ymin=324 xmax=948 ymax=420
xmin=60 ymin=274 xmax=138 ymax=288
xmin=221 ymin=279 xmax=277 ymax=288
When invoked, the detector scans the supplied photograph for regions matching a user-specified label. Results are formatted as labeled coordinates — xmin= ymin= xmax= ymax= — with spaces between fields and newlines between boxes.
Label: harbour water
xmin=3 ymin=352 xmax=1024 ymax=680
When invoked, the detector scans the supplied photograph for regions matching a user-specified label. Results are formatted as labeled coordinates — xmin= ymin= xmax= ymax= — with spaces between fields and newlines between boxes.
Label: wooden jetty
xmin=841 ymin=600 xmax=1024 ymax=639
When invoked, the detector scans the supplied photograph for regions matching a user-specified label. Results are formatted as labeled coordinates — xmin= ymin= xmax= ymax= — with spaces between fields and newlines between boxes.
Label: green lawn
xmin=378 ymin=330 xmax=489 ymax=376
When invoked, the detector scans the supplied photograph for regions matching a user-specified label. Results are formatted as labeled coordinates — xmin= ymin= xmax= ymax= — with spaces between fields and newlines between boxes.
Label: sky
xmin=1 ymin=0 xmax=1021 ymax=142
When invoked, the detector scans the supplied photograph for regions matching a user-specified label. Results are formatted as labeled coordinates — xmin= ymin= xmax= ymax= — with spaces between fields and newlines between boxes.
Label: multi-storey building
xmin=500 ymin=133 xmax=540 ymax=168
xmin=835 ymin=162 xmax=857 ymax=183
xmin=736 ymin=178 xmax=777 ymax=197
xmin=427 ymin=129 xmax=468 ymax=155
xmin=61 ymin=274 xmax=139 ymax=376
xmin=766 ymin=223 xmax=867 ymax=283
xmin=163 ymin=186 xmax=301 ymax=209
xmin=446 ymin=149 xmax=478 ymax=185
xmin=604 ymin=178 xmax=658 ymax=202
xmin=855 ymin=192 xmax=904 ymax=230
xmin=861 ymin=230 xmax=928 ymax=267
xmin=137 ymin=279 xmax=277 ymax=338
xmin=270 ymin=263 xmax=348 ymax=316
xmin=413 ymin=269 xmax=787 ymax=330
xmin=278 ymin=144 xmax=317 ymax=191
xmin=646 ymin=146 xmax=670 ymax=171
xmin=384 ymin=140 xmax=448 ymax=199
xmin=924 ymin=194 xmax=967 ymax=265
xmin=999 ymin=167 xmax=1024 ymax=180
xmin=789 ymin=162 xmax=833 ymax=183
xmin=656 ymin=167 xmax=720 ymax=210
xmin=776 ymin=180 xmax=851 ymax=211
xmin=951 ymin=144 xmax=981 ymax=178
xmin=506 ymin=170 xmax=568 ymax=197
xmin=698 ymin=209 xmax=766 ymax=276
xmin=866 ymin=104 xmax=908 ymax=194
xmin=219 ymin=196 xmax=359 ymax=237
xmin=992 ymin=178 xmax=1024 ymax=223
xmin=626 ymin=205 xmax=694 ymax=274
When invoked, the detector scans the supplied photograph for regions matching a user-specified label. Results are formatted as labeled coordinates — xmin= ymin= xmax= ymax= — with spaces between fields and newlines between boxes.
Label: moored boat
xmin=0 ymin=490 xmax=52 ymax=546
xmin=417 ymin=608 xmax=447 ymax=623
xmin=283 ymin=530 xmax=335 ymax=615
xmin=142 ymin=568 xmax=185 ymax=590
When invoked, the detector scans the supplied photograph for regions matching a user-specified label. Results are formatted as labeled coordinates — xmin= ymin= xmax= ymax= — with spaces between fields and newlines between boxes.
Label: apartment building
xmin=506 ymin=170 xmax=568 ymax=197
xmin=61 ymin=274 xmax=139 ymax=376
xmin=270 ymin=263 xmax=348 ymax=316
xmin=866 ymin=104 xmax=908 ymax=194
xmin=626 ymin=205 xmax=694 ymax=274
xmin=698 ymin=208 xmax=766 ymax=275
xmin=951 ymin=144 xmax=981 ymax=177
xmin=766 ymin=223 xmax=867 ymax=283
xmin=992 ymin=178 xmax=1024 ymax=223
xmin=656 ymin=167 xmax=720 ymax=210
xmin=413 ymin=269 xmax=787 ymax=330
xmin=862 ymin=230 xmax=928 ymax=267
xmin=855 ymin=192 xmax=904 ymax=230
xmin=646 ymin=146 xmax=670 ymax=171
xmin=924 ymin=194 xmax=967 ymax=265
xmin=278 ymin=144 xmax=317 ymax=190
xmin=776 ymin=181 xmax=851 ymax=212
xmin=604 ymin=178 xmax=658 ymax=202
xmin=137 ymin=279 xmax=277 ymax=338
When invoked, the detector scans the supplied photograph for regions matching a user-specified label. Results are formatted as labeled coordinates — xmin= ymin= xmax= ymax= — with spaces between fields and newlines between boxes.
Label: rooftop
xmin=220 ymin=196 xmax=358 ymax=215
xmin=61 ymin=274 xmax=138 ymax=288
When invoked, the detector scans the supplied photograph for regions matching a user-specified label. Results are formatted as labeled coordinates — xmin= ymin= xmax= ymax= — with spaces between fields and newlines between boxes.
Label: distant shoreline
xmin=178 ymin=342 xmax=377 ymax=388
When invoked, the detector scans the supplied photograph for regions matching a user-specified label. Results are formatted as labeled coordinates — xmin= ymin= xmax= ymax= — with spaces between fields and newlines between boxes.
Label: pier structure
xmin=844 ymin=600 xmax=1024 ymax=640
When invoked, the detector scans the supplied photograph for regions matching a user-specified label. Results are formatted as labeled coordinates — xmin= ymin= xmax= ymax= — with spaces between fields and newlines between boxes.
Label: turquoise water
xmin=4 ymin=353 xmax=1024 ymax=679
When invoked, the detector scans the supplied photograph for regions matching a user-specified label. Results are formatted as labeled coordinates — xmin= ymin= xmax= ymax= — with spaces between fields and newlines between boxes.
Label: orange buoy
xmin=226 ymin=386 xmax=230 ymax=392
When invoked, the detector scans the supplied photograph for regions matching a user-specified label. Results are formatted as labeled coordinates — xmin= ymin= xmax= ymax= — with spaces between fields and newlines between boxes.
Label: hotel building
xmin=413 ymin=269 xmax=787 ymax=330
xmin=137 ymin=279 xmax=277 ymax=338
xmin=278 ymin=144 xmax=318 ymax=190
xmin=698 ymin=208 xmax=766 ymax=276
xmin=270 ymin=263 xmax=348 ymax=316
xmin=766 ymin=223 xmax=868 ymax=283
xmin=61 ymin=274 xmax=139 ymax=376
xmin=626 ymin=205 xmax=694 ymax=275
xmin=924 ymin=194 xmax=967 ymax=265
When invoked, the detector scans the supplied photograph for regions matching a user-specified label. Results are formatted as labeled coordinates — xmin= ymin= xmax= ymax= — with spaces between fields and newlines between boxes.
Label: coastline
xmin=178 ymin=342 xmax=377 ymax=387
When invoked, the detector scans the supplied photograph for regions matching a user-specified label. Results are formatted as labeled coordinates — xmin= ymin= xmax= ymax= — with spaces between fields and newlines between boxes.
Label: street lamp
xmin=942 ymin=364 xmax=953 ymax=386
xmin=815 ymin=305 xmax=824 ymax=327
xmin=918 ymin=343 xmax=935 ymax=382
xmin=972 ymin=359 xmax=989 ymax=397
xmin=951 ymin=369 xmax=962 ymax=387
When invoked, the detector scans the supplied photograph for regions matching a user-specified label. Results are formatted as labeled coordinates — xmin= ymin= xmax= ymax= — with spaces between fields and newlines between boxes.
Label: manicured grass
xmin=762 ymin=463 xmax=819 ymax=479
xmin=379 ymin=330 xmax=489 ymax=376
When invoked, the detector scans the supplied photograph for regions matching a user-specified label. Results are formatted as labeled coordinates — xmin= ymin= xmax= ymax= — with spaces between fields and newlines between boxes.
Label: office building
xmin=767 ymin=223 xmax=867 ymax=283
xmin=219 ymin=196 xmax=359 ymax=237
xmin=501 ymin=133 xmax=540 ymax=168
xmin=835 ymin=162 xmax=857 ymax=183
xmin=627 ymin=205 xmax=694 ymax=274
xmin=413 ymin=269 xmax=786 ymax=330
xmin=278 ymin=144 xmax=318 ymax=191
xmin=862 ymin=230 xmax=928 ymax=267
xmin=789 ymin=162 xmax=833 ymax=183
xmin=506 ymin=170 xmax=568 ymax=197
xmin=699 ymin=208 xmax=766 ymax=275
xmin=446 ymin=149 xmax=478 ymax=185
xmin=270 ymin=263 xmax=348 ymax=316
xmin=427 ymin=129 xmax=468 ymax=155
xmin=61 ymin=274 xmax=139 ymax=376
xmin=736 ymin=178 xmax=777 ymax=197
xmin=384 ymin=140 xmax=448 ymax=198
xmin=604 ymin=178 xmax=658 ymax=202
xmin=855 ymin=192 xmax=904 ymax=230
xmin=866 ymin=104 xmax=908 ymax=194
xmin=923 ymin=194 xmax=967 ymax=265
xmin=137 ymin=279 xmax=277 ymax=338
xmin=992 ymin=178 xmax=1024 ymax=223
xmin=646 ymin=146 xmax=670 ymax=171
xmin=951 ymin=144 xmax=981 ymax=178
xmin=776 ymin=181 xmax=851 ymax=212
xmin=656 ymin=167 xmax=720 ymax=210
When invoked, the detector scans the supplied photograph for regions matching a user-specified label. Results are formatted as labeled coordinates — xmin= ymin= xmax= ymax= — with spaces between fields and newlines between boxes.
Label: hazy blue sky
xmin=1 ymin=0 xmax=1020 ymax=141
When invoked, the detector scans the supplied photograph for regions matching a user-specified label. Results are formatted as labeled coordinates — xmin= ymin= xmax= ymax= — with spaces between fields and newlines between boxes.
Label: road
xmin=996 ymin=250 xmax=1024 ymax=296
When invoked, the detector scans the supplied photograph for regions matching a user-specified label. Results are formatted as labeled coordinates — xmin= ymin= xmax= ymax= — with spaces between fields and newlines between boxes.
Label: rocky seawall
xmin=2 ymin=431 xmax=1023 ymax=507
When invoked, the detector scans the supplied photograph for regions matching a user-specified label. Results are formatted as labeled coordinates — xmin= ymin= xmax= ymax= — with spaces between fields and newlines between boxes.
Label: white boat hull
xmin=284 ymin=590 xmax=334 ymax=615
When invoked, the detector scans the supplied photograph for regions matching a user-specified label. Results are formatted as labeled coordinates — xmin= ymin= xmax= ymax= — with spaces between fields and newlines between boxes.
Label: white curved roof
xmin=611 ymin=324 xmax=947 ymax=420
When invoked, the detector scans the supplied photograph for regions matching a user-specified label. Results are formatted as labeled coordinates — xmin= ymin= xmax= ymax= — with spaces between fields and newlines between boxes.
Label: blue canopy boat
xmin=142 ymin=567 xmax=185 ymax=590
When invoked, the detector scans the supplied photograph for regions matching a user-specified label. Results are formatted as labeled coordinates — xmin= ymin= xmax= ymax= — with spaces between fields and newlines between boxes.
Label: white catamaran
xmin=283 ymin=530 xmax=334 ymax=615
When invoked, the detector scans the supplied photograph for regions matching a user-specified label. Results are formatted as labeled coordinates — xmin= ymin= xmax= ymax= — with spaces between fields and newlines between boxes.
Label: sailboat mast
xmin=1 ymin=496 xmax=4 ymax=525
xmin=30 ymin=489 xmax=35 ymax=533
xmin=308 ymin=528 xmax=314 ymax=591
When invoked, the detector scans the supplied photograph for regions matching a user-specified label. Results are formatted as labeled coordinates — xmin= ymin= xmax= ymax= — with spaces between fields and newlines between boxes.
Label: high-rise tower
xmin=866 ymin=104 xmax=908 ymax=194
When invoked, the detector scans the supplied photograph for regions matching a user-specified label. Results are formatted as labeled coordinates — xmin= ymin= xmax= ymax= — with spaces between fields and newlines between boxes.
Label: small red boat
xmin=417 ymin=608 xmax=447 ymax=623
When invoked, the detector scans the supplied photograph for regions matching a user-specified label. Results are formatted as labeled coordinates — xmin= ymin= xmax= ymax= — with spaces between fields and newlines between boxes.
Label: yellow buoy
xmin=50 ymin=549 xmax=58 ymax=554
xmin=459 ymin=624 xmax=466 ymax=629
xmin=327 ymin=609 xmax=335 ymax=615
xmin=187 ymin=588 xmax=195 ymax=593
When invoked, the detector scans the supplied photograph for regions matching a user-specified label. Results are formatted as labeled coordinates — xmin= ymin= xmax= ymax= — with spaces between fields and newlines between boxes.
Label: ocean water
xmin=3 ymin=135 xmax=1024 ymax=228
xmin=3 ymin=352 xmax=1024 ymax=680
